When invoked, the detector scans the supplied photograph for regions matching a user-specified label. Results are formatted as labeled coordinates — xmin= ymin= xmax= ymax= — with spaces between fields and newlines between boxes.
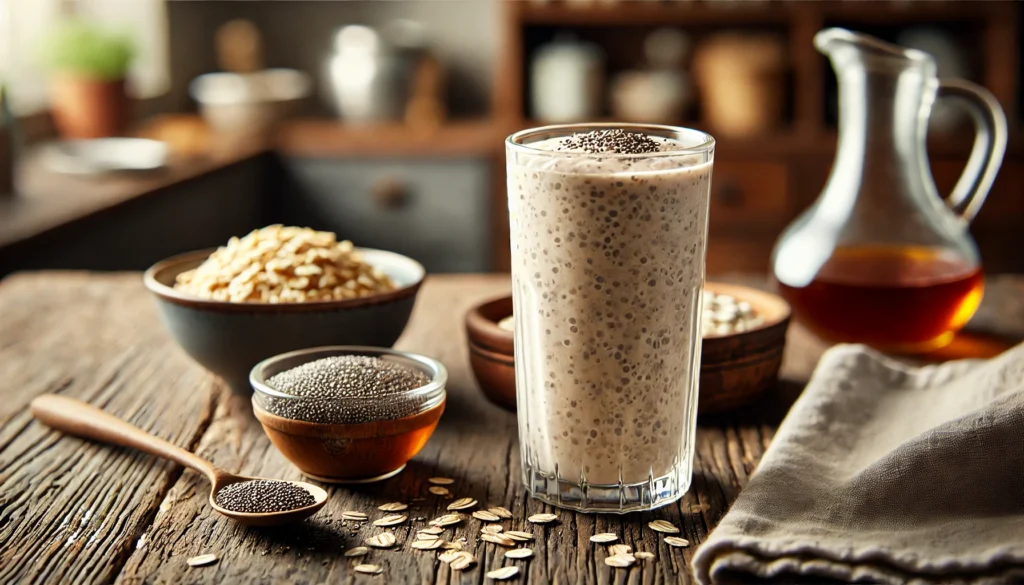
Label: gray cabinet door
xmin=282 ymin=157 xmax=492 ymax=273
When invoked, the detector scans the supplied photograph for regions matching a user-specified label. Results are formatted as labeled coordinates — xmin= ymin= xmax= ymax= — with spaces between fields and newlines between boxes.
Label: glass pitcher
xmin=771 ymin=28 xmax=1007 ymax=354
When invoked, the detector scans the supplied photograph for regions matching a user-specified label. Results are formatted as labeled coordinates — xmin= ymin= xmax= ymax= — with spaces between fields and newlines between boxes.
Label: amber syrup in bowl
xmin=776 ymin=245 xmax=983 ymax=354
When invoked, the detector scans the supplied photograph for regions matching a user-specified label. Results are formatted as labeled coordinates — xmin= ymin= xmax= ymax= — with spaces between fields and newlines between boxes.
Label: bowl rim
xmin=701 ymin=281 xmax=792 ymax=340
xmin=462 ymin=281 xmax=792 ymax=349
xmin=465 ymin=294 xmax=514 ymax=354
xmin=189 ymin=68 xmax=313 ymax=105
xmin=468 ymin=340 xmax=515 ymax=364
xmin=249 ymin=345 xmax=448 ymax=409
xmin=144 ymin=247 xmax=426 ymax=313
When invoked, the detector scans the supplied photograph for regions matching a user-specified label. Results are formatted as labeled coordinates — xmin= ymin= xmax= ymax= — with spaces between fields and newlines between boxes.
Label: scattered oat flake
xmin=487 ymin=566 xmax=520 ymax=580
xmin=411 ymin=538 xmax=445 ymax=550
xmin=418 ymin=526 xmax=445 ymax=536
xmin=450 ymin=551 xmax=476 ymax=571
xmin=428 ymin=477 xmax=455 ymax=485
xmin=648 ymin=520 xmax=679 ymax=534
xmin=609 ymin=544 xmax=632 ymax=556
xmin=473 ymin=510 xmax=501 ymax=522
xmin=527 ymin=513 xmax=557 ymax=524
xmin=187 ymin=554 xmax=218 ymax=567
xmin=481 ymin=524 xmax=504 ymax=534
xmin=428 ymin=486 xmax=451 ymax=496
xmin=489 ymin=506 xmax=513 ymax=519
xmin=438 ymin=549 xmax=461 ymax=563
xmin=430 ymin=513 xmax=463 ymax=527
xmin=365 ymin=533 xmax=397 ymax=548
xmin=448 ymin=497 xmax=477 ymax=511
xmin=378 ymin=502 xmax=408 ymax=512
xmin=354 ymin=564 xmax=383 ymax=575
xmin=373 ymin=514 xmax=408 ymax=527
xmin=590 ymin=533 xmax=618 ymax=543
xmin=342 ymin=511 xmax=368 ymax=521
xmin=505 ymin=548 xmax=534 ymax=559
xmin=664 ymin=536 xmax=690 ymax=548
xmin=343 ymin=546 xmax=369 ymax=557
xmin=605 ymin=553 xmax=636 ymax=568
xmin=635 ymin=551 xmax=655 ymax=560
xmin=481 ymin=532 xmax=516 ymax=547
xmin=506 ymin=530 xmax=535 ymax=541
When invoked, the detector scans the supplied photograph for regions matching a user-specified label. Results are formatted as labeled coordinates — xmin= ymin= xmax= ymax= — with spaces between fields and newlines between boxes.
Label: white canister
xmin=530 ymin=38 xmax=604 ymax=123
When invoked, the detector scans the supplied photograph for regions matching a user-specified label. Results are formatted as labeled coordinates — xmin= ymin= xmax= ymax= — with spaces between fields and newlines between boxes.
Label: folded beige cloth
xmin=693 ymin=343 xmax=1024 ymax=585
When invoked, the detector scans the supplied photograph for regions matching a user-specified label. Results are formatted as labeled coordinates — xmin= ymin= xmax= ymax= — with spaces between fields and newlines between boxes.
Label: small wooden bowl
xmin=250 ymin=346 xmax=447 ymax=483
xmin=699 ymin=282 xmax=791 ymax=414
xmin=465 ymin=296 xmax=516 ymax=411
xmin=464 ymin=283 xmax=790 ymax=414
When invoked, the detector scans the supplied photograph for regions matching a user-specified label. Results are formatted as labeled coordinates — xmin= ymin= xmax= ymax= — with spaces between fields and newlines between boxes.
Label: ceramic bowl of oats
xmin=144 ymin=226 xmax=425 ymax=392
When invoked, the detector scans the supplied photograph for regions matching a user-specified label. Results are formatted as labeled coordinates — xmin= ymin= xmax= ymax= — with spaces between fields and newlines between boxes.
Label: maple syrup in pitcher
xmin=777 ymin=246 xmax=984 ymax=353
xmin=771 ymin=28 xmax=1007 ymax=354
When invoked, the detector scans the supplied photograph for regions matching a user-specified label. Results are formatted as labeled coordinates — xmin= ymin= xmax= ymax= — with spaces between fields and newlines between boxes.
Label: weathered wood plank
xmin=117 ymin=276 xmax=522 ymax=585
xmin=21 ymin=273 xmax=1024 ymax=583
xmin=0 ymin=273 xmax=220 ymax=585
xmin=110 ymin=275 xmax=792 ymax=585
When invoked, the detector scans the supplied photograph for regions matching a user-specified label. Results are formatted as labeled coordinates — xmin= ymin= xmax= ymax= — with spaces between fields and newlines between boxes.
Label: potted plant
xmin=41 ymin=19 xmax=136 ymax=139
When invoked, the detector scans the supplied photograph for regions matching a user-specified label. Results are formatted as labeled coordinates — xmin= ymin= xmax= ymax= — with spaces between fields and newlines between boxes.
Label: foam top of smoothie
xmin=514 ymin=128 xmax=708 ymax=174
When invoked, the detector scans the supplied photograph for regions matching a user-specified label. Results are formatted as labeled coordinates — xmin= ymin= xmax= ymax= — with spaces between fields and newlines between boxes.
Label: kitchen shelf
xmin=515 ymin=1 xmax=791 ymax=27
xmin=820 ymin=1 xmax=1008 ymax=24
xmin=515 ymin=0 xmax=1009 ymax=28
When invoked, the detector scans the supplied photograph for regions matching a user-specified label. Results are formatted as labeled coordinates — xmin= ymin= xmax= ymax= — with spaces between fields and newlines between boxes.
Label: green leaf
xmin=39 ymin=18 xmax=137 ymax=80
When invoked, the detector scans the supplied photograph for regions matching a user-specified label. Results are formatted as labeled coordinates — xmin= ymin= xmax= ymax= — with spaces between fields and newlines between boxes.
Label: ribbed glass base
xmin=523 ymin=461 xmax=691 ymax=514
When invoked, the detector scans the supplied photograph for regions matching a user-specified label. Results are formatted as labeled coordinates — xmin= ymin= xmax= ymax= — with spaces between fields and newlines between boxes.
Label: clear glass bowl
xmin=250 ymin=346 xmax=447 ymax=483
xmin=250 ymin=346 xmax=446 ymax=423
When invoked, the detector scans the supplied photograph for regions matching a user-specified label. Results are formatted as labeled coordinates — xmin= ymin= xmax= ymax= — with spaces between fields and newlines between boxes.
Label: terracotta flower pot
xmin=50 ymin=75 xmax=131 ymax=139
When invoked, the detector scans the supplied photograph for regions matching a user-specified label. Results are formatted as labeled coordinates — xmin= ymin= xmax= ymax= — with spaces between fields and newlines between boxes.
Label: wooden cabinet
xmin=495 ymin=0 xmax=1023 ymax=275
xmin=280 ymin=157 xmax=493 ymax=274
xmin=710 ymin=160 xmax=791 ymax=226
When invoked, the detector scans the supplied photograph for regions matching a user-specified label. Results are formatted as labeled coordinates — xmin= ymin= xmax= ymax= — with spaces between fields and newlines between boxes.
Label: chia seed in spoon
xmin=215 ymin=479 xmax=315 ymax=514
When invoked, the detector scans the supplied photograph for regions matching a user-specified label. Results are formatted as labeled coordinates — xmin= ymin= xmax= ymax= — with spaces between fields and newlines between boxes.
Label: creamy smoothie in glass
xmin=506 ymin=124 xmax=714 ymax=513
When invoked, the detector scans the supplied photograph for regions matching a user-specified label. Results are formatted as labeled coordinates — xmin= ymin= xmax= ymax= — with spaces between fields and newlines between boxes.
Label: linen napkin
xmin=693 ymin=343 xmax=1024 ymax=585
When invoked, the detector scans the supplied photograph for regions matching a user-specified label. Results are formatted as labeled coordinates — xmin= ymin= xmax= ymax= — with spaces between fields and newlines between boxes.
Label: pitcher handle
xmin=936 ymin=79 xmax=1008 ymax=223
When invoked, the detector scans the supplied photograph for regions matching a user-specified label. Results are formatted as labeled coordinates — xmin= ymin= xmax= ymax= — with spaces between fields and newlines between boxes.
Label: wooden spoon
xmin=29 ymin=394 xmax=327 ymax=526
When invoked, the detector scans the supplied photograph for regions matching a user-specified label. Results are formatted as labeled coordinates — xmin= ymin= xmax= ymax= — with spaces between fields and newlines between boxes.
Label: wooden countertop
xmin=0 ymin=117 xmax=502 ymax=254
xmin=0 ymin=139 xmax=269 ymax=251
xmin=1 ymin=272 xmax=1022 ymax=584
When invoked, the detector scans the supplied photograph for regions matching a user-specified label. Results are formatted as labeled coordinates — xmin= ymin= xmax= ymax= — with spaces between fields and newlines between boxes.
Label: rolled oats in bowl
xmin=174 ymin=225 xmax=396 ymax=303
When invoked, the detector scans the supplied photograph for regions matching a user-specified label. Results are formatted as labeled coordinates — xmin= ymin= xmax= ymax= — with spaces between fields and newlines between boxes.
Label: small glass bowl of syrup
xmin=250 ymin=346 xmax=447 ymax=483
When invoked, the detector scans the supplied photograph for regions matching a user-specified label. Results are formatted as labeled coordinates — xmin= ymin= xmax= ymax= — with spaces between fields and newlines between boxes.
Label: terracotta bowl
xmin=464 ymin=282 xmax=791 ymax=414
xmin=465 ymin=296 xmax=516 ymax=411
xmin=144 ymin=247 xmax=425 ymax=392
xmin=699 ymin=282 xmax=791 ymax=413
xmin=250 ymin=346 xmax=447 ymax=483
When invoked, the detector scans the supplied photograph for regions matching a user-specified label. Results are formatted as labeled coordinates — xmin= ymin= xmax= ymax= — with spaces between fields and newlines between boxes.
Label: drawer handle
xmin=372 ymin=177 xmax=410 ymax=210
xmin=716 ymin=181 xmax=743 ymax=207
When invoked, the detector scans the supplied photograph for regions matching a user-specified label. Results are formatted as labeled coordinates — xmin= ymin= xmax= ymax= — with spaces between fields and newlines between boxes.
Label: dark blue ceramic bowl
xmin=144 ymin=247 xmax=425 ymax=391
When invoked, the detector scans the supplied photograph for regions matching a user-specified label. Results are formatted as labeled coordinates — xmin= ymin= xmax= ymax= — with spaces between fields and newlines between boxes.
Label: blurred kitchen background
xmin=1 ymin=0 xmax=1021 ymax=278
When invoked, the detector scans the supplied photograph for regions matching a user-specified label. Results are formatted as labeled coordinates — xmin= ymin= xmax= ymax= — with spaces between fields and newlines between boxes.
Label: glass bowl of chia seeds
xmin=250 ymin=346 xmax=447 ymax=483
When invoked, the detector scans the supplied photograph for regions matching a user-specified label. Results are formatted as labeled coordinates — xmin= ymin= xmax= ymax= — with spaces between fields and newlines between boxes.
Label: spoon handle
xmin=30 ymin=394 xmax=216 ymax=479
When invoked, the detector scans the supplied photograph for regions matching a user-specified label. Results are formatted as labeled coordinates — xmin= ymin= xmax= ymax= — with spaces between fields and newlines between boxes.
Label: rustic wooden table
xmin=2 ymin=272 xmax=1021 ymax=585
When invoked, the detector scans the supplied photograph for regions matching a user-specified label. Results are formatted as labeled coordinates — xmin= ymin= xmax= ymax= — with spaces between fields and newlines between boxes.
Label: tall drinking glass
xmin=506 ymin=124 xmax=714 ymax=513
